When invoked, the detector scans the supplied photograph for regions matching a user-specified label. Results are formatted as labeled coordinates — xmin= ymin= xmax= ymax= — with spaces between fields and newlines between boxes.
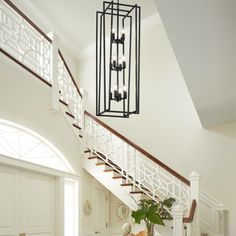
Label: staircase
xmin=0 ymin=0 xmax=225 ymax=235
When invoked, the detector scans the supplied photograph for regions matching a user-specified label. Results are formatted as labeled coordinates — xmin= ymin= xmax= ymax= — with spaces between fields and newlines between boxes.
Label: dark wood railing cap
xmin=0 ymin=49 xmax=52 ymax=87
xmin=58 ymin=50 xmax=83 ymax=98
xmin=3 ymin=0 xmax=52 ymax=43
xmin=85 ymin=111 xmax=190 ymax=186
xmin=183 ymin=199 xmax=197 ymax=223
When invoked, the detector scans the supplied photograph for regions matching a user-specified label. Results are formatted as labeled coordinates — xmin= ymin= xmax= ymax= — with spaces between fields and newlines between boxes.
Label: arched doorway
xmin=0 ymin=119 xmax=79 ymax=236
xmin=0 ymin=119 xmax=73 ymax=172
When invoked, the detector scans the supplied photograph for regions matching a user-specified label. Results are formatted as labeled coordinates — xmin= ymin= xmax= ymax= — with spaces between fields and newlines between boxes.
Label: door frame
xmin=0 ymin=153 xmax=81 ymax=236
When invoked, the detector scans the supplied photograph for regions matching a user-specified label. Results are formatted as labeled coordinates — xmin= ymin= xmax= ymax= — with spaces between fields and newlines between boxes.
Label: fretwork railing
xmin=0 ymin=0 xmax=83 ymax=127
xmin=58 ymin=50 xmax=83 ymax=128
xmin=0 ymin=0 xmax=52 ymax=84
xmin=84 ymin=111 xmax=191 ymax=212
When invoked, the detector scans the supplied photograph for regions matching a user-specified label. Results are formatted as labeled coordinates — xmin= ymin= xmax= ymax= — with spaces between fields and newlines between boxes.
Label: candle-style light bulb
xmin=122 ymin=55 xmax=126 ymax=69
xmin=121 ymin=28 xmax=125 ymax=41
xmin=112 ymin=55 xmax=117 ymax=68
xmin=111 ymin=28 xmax=115 ymax=41
xmin=123 ymin=85 xmax=127 ymax=99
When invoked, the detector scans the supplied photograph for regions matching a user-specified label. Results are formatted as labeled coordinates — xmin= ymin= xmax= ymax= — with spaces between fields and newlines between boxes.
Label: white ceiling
xmin=21 ymin=0 xmax=157 ymax=53
xmin=154 ymin=0 xmax=236 ymax=127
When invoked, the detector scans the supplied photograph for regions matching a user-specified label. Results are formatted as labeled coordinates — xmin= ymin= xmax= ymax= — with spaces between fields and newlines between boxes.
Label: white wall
xmin=78 ymin=14 xmax=236 ymax=236
xmin=154 ymin=0 xmax=236 ymax=127
xmin=0 ymin=55 xmax=82 ymax=174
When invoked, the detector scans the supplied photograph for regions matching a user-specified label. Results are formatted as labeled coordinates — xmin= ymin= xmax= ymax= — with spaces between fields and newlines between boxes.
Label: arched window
xmin=0 ymin=119 xmax=74 ymax=173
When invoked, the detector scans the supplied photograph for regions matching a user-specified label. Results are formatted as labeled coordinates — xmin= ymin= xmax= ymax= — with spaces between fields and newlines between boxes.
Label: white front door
xmin=94 ymin=188 xmax=109 ymax=236
xmin=0 ymin=165 xmax=55 ymax=236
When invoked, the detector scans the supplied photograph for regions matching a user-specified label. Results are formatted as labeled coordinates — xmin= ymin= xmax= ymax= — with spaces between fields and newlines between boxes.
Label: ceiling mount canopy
xmin=96 ymin=0 xmax=141 ymax=118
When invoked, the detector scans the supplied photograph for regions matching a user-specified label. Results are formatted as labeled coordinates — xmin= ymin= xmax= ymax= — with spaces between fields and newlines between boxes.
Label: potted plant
xmin=131 ymin=198 xmax=175 ymax=236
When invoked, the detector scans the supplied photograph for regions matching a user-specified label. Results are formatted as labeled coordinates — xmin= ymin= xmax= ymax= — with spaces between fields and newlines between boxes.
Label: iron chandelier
xmin=96 ymin=0 xmax=141 ymax=118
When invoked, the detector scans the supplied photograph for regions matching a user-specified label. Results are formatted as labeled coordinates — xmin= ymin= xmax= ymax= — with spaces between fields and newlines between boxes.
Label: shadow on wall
xmin=207 ymin=122 xmax=236 ymax=140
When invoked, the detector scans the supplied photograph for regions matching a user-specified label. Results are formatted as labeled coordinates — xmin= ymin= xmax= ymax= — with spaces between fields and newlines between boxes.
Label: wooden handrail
xmin=183 ymin=199 xmax=197 ymax=223
xmin=85 ymin=111 xmax=190 ymax=186
xmin=0 ymin=48 xmax=52 ymax=87
xmin=58 ymin=50 xmax=83 ymax=98
xmin=3 ymin=0 xmax=52 ymax=43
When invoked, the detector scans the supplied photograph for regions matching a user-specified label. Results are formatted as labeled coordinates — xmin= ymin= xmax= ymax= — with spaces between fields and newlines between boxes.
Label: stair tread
xmin=88 ymin=156 xmax=100 ymax=160
xmin=130 ymin=191 xmax=144 ymax=194
xmin=120 ymin=183 xmax=133 ymax=187
xmin=73 ymin=123 xmax=82 ymax=130
xmin=66 ymin=111 xmax=75 ymax=119
xmin=112 ymin=176 xmax=125 ymax=179
xmin=96 ymin=162 xmax=108 ymax=166
xmin=104 ymin=169 xmax=118 ymax=173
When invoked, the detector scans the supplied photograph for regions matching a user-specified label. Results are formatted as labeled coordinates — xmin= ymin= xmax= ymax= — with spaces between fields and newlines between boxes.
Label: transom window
xmin=0 ymin=119 xmax=73 ymax=173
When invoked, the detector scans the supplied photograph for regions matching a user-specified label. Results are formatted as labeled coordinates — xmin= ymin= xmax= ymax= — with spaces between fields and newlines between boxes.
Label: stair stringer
xmin=83 ymin=155 xmax=142 ymax=211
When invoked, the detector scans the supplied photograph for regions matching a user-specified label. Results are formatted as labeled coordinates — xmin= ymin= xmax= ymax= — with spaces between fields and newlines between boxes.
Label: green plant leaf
xmin=147 ymin=210 xmax=165 ymax=225
xmin=131 ymin=209 xmax=147 ymax=224
xmin=159 ymin=211 xmax=172 ymax=220
xmin=131 ymin=196 xmax=175 ymax=226
xmin=161 ymin=198 xmax=175 ymax=208
xmin=148 ymin=204 xmax=158 ymax=213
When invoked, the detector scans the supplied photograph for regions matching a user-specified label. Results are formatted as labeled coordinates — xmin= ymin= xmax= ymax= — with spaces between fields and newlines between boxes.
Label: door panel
xmin=0 ymin=164 xmax=55 ymax=236
xmin=0 ymin=168 xmax=19 ymax=236
xmin=23 ymin=174 xmax=55 ymax=236
xmin=94 ymin=188 xmax=109 ymax=236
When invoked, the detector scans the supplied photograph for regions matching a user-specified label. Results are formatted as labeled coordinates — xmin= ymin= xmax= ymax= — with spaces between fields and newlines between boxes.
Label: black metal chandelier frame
xmin=96 ymin=0 xmax=141 ymax=118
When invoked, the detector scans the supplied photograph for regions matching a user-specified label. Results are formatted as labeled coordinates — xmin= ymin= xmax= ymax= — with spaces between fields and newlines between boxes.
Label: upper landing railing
xmin=0 ymin=0 xmax=83 ymax=127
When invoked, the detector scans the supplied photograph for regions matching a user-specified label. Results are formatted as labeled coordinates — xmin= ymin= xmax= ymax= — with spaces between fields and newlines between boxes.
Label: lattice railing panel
xmin=84 ymin=114 xmax=190 ymax=212
xmin=0 ymin=1 xmax=52 ymax=83
xmin=58 ymin=55 xmax=82 ymax=127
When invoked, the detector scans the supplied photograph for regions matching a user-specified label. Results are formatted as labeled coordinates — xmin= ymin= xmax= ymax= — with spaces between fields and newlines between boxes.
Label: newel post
xmin=48 ymin=32 xmax=60 ymax=113
xmin=189 ymin=171 xmax=201 ymax=236
xmin=172 ymin=205 xmax=184 ymax=236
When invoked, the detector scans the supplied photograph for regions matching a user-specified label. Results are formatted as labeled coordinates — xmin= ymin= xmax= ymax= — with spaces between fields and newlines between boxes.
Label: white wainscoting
xmin=109 ymin=228 xmax=121 ymax=236
xmin=81 ymin=229 xmax=94 ymax=236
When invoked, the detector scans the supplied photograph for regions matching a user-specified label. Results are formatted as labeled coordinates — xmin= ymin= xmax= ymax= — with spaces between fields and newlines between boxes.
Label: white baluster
xmin=80 ymin=88 xmax=88 ymax=131
xmin=172 ymin=205 xmax=184 ymax=236
xmin=133 ymin=149 xmax=136 ymax=190
xmin=125 ymin=144 xmax=129 ymax=183
xmin=48 ymin=32 xmax=60 ymax=113
xmin=189 ymin=171 xmax=201 ymax=236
